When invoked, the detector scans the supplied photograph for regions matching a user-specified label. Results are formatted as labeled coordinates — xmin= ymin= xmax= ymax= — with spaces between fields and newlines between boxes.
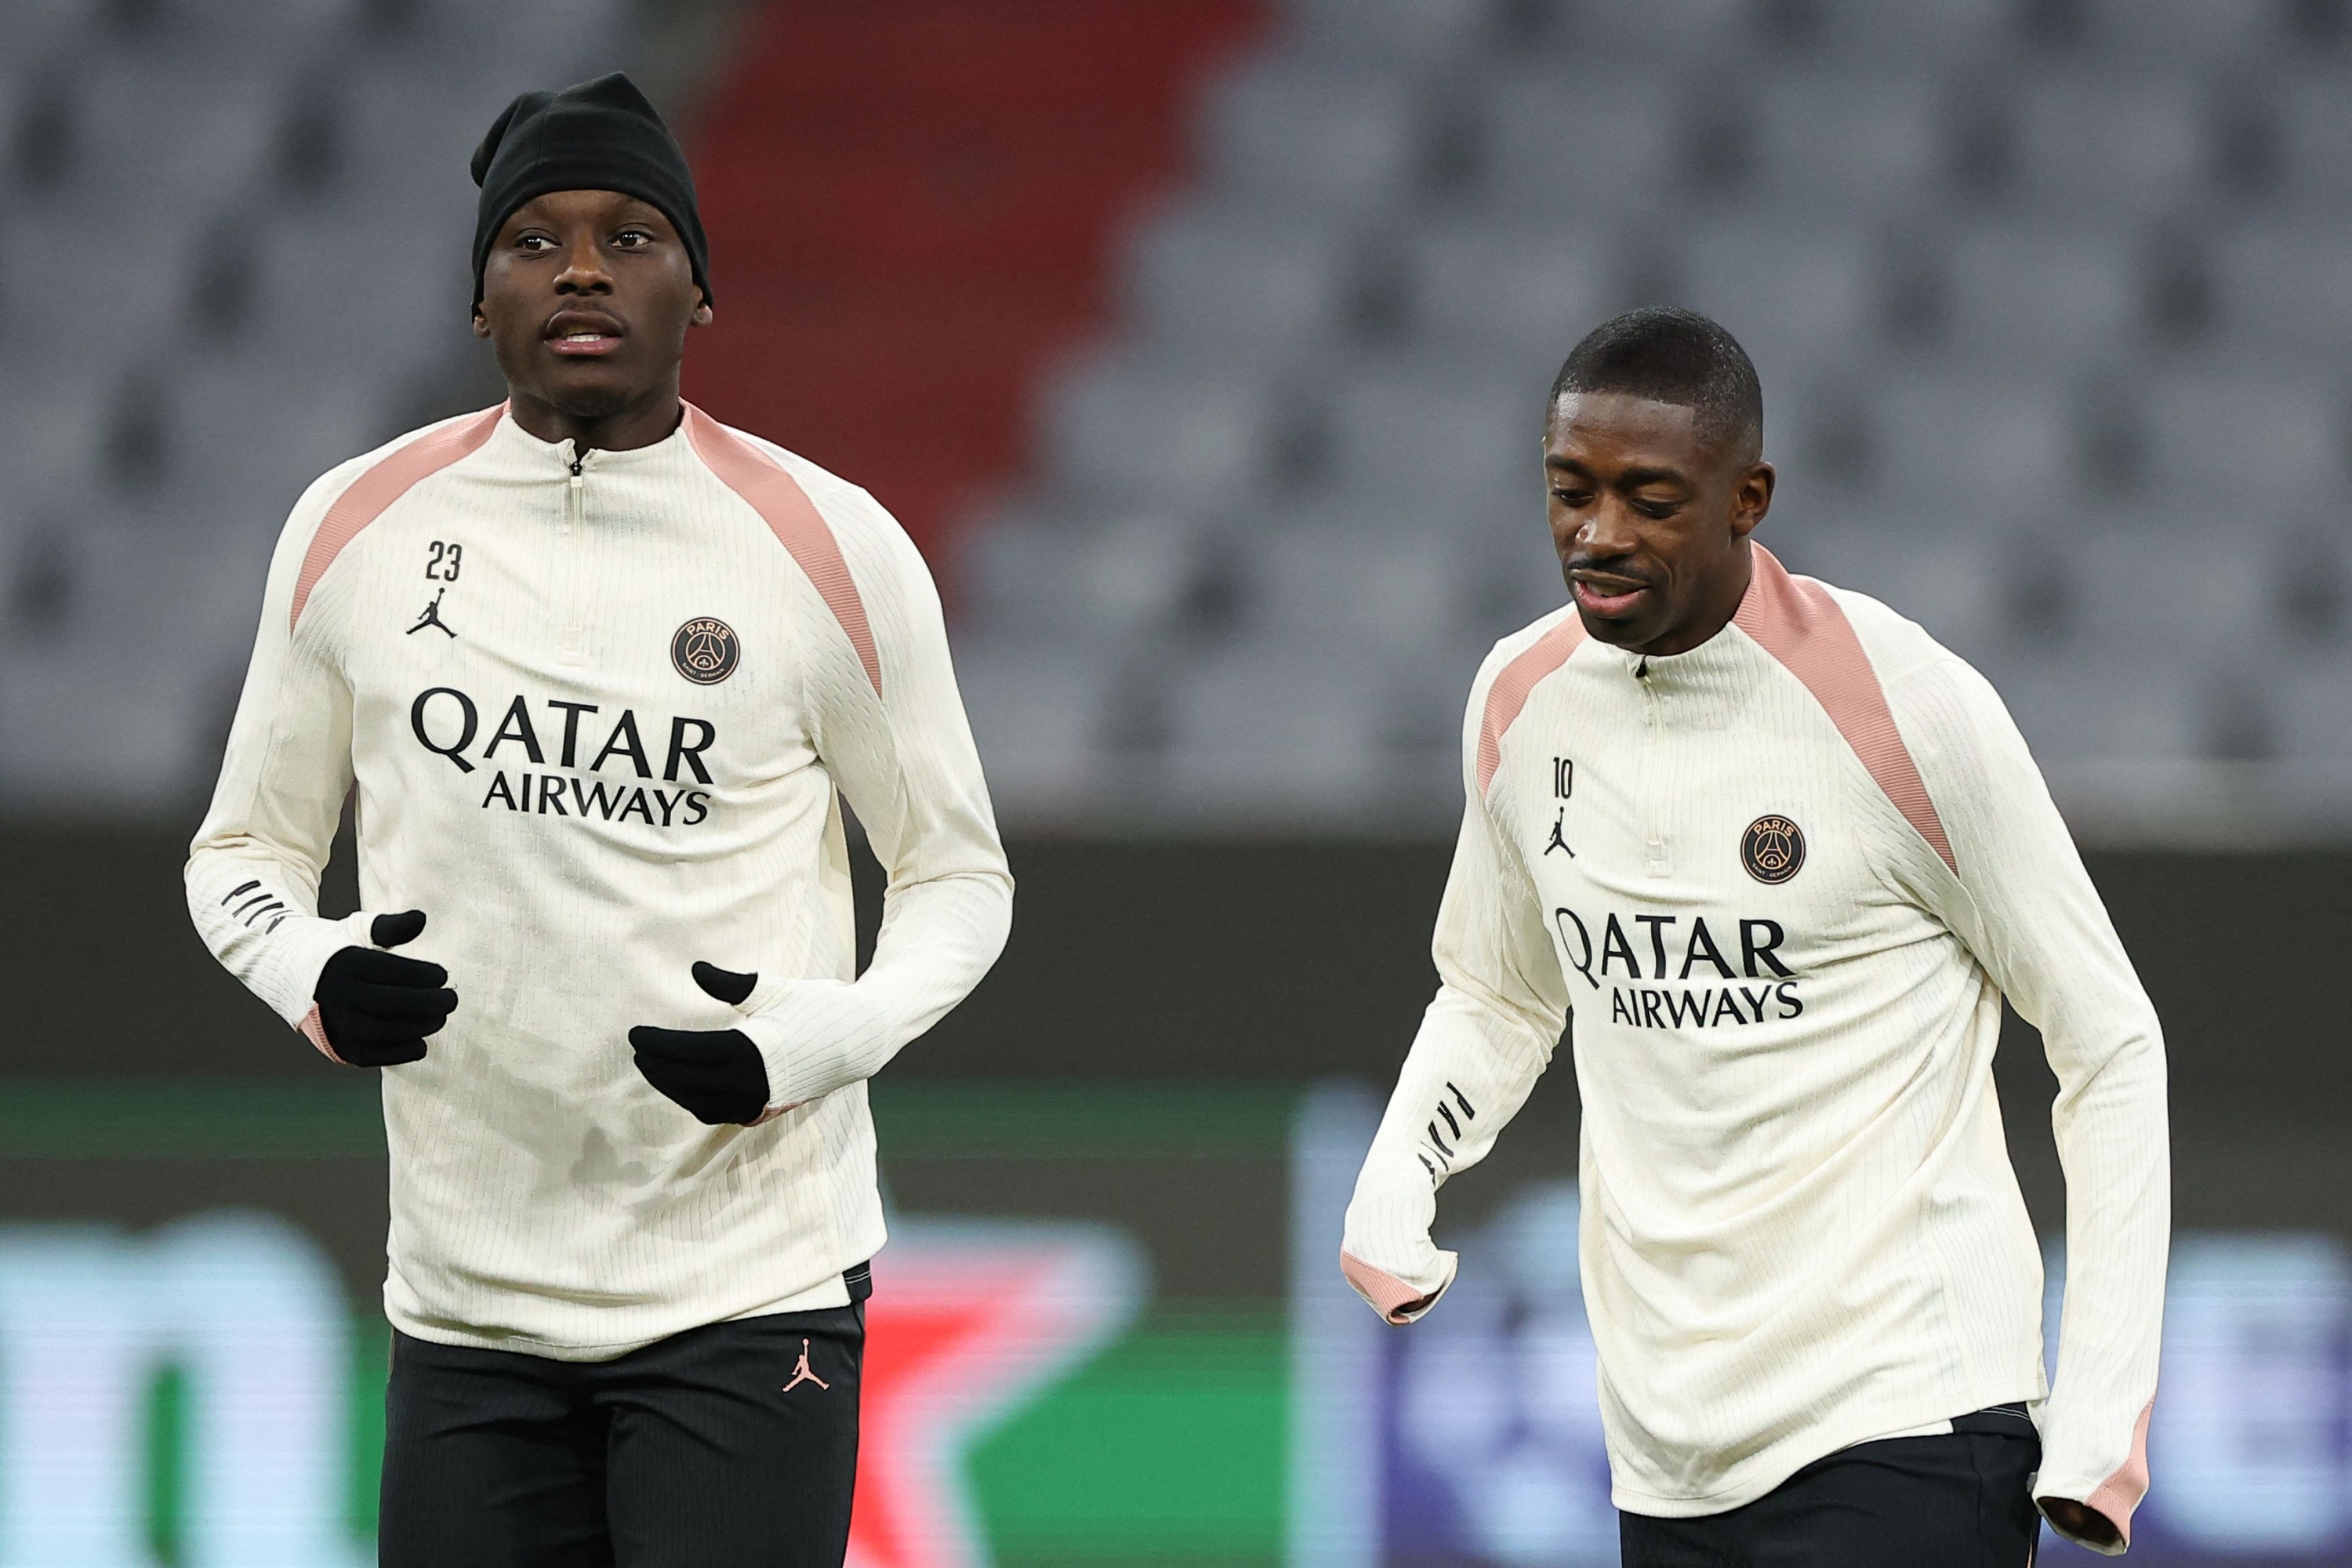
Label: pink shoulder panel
xmin=1478 ymin=613 xmax=1588 ymax=797
xmin=289 ymin=405 xmax=505 ymax=632
xmin=684 ymin=405 xmax=883 ymax=697
xmin=1733 ymin=546 xmax=1956 ymax=872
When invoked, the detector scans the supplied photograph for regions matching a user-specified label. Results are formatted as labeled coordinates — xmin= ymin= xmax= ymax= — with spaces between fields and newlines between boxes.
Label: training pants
xmin=378 ymin=1301 xmax=864 ymax=1568
xmin=1619 ymin=1404 xmax=2044 ymax=1568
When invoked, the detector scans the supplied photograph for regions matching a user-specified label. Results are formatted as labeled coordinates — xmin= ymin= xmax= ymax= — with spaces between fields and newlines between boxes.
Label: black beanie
xmin=470 ymin=72 xmax=711 ymax=306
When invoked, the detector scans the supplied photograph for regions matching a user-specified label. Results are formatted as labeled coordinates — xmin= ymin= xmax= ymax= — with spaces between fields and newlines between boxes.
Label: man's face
xmin=473 ymin=189 xmax=710 ymax=423
xmin=1543 ymin=392 xmax=1774 ymax=656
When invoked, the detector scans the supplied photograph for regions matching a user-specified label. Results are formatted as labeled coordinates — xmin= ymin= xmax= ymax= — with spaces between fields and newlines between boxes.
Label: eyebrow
xmin=1544 ymin=455 xmax=1692 ymax=488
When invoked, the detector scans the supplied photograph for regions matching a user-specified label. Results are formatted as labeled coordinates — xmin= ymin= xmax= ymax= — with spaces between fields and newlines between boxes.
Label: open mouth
xmin=544 ymin=312 xmax=624 ymax=358
xmin=1571 ymin=574 xmax=1653 ymax=618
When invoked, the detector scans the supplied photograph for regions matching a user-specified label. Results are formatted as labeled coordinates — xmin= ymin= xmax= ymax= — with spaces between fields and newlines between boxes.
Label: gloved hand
xmin=630 ymin=962 xmax=772 ymax=1125
xmin=312 ymin=910 xmax=457 ymax=1067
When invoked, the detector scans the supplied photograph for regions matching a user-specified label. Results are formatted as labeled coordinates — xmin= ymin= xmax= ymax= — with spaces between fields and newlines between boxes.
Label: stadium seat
xmin=1228 ymin=510 xmax=1476 ymax=650
xmin=2274 ymin=75 xmax=2352 ymax=205
xmin=1281 ymin=0 xmax=1497 ymax=62
xmin=1545 ymin=0 xmax=1765 ymax=60
xmin=1675 ymin=222 xmax=1894 ymax=384
xmin=1932 ymin=223 xmax=2154 ymax=363
xmin=2067 ymin=0 xmax=2292 ymax=65
xmin=1157 ymin=644 xmax=1430 ymax=822
xmin=1860 ymin=370 xmax=2092 ymax=508
xmin=1476 ymin=67 xmax=1699 ymax=209
xmin=949 ymin=638 xmax=1126 ymax=818
xmin=1041 ymin=352 xmax=1290 ymax=510
xmin=2002 ymin=75 xmax=2221 ymax=214
xmin=1314 ymin=363 xmax=1543 ymax=509
xmin=1200 ymin=54 xmax=1429 ymax=213
xmin=1398 ymin=219 xmax=1630 ymax=382
xmin=2131 ymin=369 xmax=2348 ymax=500
xmin=1123 ymin=198 xmax=1361 ymax=364
xmin=0 ymin=0 xmax=107 ymax=61
xmin=1998 ymin=654 xmax=2206 ymax=764
xmin=2208 ymin=225 xmax=2352 ymax=358
xmin=1733 ymin=72 xmax=1958 ymax=212
xmin=958 ymin=512 xmax=1211 ymax=643
xmin=1795 ymin=0 xmax=2020 ymax=63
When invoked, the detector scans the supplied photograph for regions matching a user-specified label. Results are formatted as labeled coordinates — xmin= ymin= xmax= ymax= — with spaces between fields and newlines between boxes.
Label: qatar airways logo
xmin=409 ymin=687 xmax=716 ymax=827
xmin=1553 ymin=906 xmax=1803 ymax=1029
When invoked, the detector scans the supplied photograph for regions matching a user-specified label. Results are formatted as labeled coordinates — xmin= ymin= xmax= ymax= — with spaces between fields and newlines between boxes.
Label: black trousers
xmin=1620 ymin=1406 xmax=2042 ymax=1568
xmin=379 ymin=1303 xmax=864 ymax=1568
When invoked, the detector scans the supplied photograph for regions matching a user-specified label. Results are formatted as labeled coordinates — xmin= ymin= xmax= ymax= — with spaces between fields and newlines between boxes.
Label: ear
xmin=690 ymin=292 xmax=713 ymax=328
xmin=471 ymin=303 xmax=491 ymax=340
xmin=1730 ymin=461 xmax=1775 ymax=540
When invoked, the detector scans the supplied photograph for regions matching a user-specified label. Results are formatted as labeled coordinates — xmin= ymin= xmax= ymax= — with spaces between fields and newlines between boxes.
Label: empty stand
xmin=956 ymin=0 xmax=2352 ymax=834
xmin=0 ymin=0 xmax=634 ymax=809
xmin=682 ymin=0 xmax=1261 ymax=560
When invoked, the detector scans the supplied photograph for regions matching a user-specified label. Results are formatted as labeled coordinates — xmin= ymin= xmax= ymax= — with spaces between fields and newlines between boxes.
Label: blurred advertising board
xmin=0 ymin=1079 xmax=1291 ymax=1568
xmin=0 ymin=1078 xmax=2345 ymax=1566
xmin=1289 ymin=1083 xmax=2352 ymax=1568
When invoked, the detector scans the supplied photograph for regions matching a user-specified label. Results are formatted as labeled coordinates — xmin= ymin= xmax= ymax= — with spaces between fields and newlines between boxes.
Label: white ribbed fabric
xmin=188 ymin=406 xmax=1011 ymax=1360
xmin=1344 ymin=549 xmax=2167 ymax=1552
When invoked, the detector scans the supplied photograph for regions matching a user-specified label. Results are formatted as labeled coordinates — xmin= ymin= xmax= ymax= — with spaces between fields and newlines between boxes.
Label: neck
xmin=506 ymin=377 xmax=685 ymax=455
xmin=1630 ymin=539 xmax=1755 ymax=658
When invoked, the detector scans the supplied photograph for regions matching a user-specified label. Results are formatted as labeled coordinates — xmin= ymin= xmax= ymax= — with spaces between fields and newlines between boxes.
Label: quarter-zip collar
xmin=483 ymin=403 xmax=695 ymax=481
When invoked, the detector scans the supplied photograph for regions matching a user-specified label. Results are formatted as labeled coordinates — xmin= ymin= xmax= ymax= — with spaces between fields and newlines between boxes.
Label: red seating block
xmin=684 ymin=0 xmax=1263 ymax=581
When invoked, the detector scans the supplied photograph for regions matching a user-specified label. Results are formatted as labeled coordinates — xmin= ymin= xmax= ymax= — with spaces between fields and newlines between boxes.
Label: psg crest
xmin=1741 ymin=815 xmax=1805 ymax=884
xmin=671 ymin=617 xmax=740 ymax=685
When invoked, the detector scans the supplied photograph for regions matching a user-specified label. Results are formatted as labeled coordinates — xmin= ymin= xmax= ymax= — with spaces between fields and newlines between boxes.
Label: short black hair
xmin=1548 ymin=307 xmax=1763 ymax=458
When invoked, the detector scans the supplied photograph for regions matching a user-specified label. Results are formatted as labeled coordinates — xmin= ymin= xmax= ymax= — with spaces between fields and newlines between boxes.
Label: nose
xmin=554 ymin=236 xmax=614 ymax=296
xmin=1576 ymin=494 xmax=1643 ymax=561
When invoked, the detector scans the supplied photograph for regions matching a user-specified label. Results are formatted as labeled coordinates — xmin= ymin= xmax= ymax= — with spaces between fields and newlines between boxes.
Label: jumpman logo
xmin=782 ymin=1338 xmax=829 ymax=1394
xmin=406 ymin=588 xmax=456 ymax=637
xmin=1544 ymin=808 xmax=1575 ymax=857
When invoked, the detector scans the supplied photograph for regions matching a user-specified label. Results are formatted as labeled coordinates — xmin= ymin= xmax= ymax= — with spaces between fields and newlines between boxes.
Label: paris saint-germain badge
xmin=671 ymin=617 xmax=740 ymax=685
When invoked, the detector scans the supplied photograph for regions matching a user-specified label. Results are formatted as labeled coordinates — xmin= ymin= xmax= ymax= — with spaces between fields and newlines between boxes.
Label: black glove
xmin=312 ymin=910 xmax=457 ymax=1067
xmin=630 ymin=962 xmax=771 ymax=1125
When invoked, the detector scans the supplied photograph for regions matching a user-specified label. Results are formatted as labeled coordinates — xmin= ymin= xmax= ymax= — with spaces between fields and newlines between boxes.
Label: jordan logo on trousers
xmin=782 ymin=1338 xmax=829 ymax=1394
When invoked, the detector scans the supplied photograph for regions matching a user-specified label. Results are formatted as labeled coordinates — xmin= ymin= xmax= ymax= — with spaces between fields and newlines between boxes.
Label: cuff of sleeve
xmin=2037 ymin=1399 xmax=2152 ymax=1556
xmin=1340 ymin=1247 xmax=1457 ymax=1324
xmin=2036 ymin=1497 xmax=2130 ymax=1556
xmin=260 ymin=911 xmax=378 ymax=1031
xmin=736 ymin=978 xmax=898 ymax=1111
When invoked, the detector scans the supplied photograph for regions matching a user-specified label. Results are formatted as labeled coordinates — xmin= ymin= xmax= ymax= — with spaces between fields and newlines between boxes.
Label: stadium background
xmin=0 ymin=0 xmax=2347 ymax=1563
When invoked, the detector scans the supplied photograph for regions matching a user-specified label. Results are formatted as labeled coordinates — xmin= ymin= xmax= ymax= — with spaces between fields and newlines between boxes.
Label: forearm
xmin=186 ymin=837 xmax=359 ymax=1029
xmin=1343 ymin=987 xmax=1554 ymax=1321
xmin=738 ymin=863 xmax=1011 ymax=1107
xmin=2036 ymin=1024 xmax=2169 ymax=1544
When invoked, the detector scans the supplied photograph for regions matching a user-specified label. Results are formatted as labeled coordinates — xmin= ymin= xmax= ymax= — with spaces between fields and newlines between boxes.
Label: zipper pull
xmin=569 ymin=456 xmax=583 ymax=488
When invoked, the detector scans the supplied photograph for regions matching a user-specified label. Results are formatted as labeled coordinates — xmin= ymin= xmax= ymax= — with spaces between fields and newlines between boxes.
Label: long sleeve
xmin=735 ymin=481 xmax=1013 ymax=1109
xmin=1341 ymin=649 xmax=1570 ymax=1323
xmin=186 ymin=469 xmax=376 ymax=1047
xmin=1893 ymin=653 xmax=2169 ymax=1553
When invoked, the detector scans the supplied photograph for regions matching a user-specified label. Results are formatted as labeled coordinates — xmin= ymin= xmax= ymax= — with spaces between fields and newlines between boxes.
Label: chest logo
xmin=407 ymin=588 xmax=456 ymax=639
xmin=1741 ymin=815 xmax=1806 ymax=885
xmin=671 ymin=618 xmax=740 ymax=685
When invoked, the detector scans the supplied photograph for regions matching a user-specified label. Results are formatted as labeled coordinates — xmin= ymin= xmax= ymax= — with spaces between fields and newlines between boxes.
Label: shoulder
xmin=1813 ymin=581 xmax=2018 ymax=741
xmin=1817 ymin=581 xmax=1966 ymax=688
xmin=685 ymin=412 xmax=906 ymax=547
xmin=1464 ymin=603 xmax=1587 ymax=790
xmin=278 ymin=407 xmax=504 ymax=630
xmin=1473 ymin=603 xmax=1586 ymax=702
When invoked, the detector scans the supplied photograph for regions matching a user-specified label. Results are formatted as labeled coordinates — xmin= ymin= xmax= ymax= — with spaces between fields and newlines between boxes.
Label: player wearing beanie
xmin=187 ymin=73 xmax=1011 ymax=1566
